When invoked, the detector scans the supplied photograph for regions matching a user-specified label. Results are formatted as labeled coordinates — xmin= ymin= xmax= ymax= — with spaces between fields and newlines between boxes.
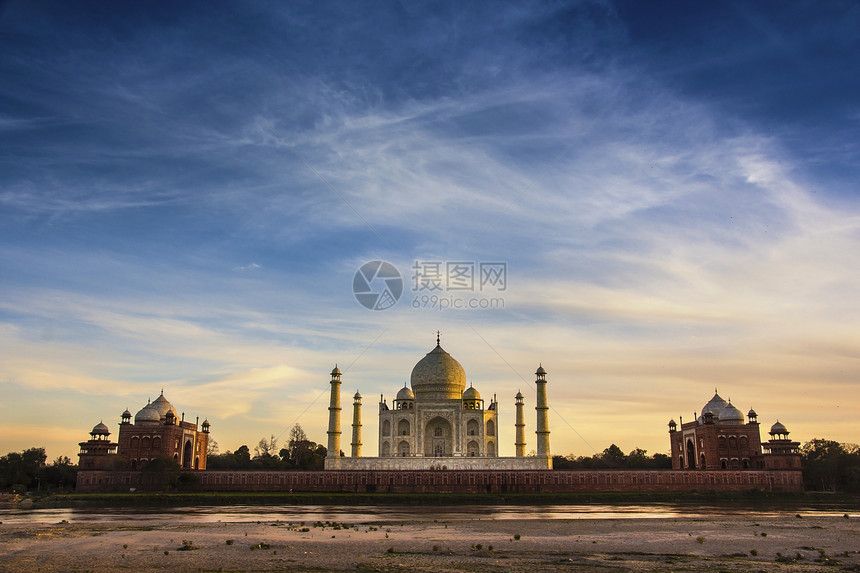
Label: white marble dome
xmin=150 ymin=392 xmax=178 ymax=419
xmin=462 ymin=385 xmax=481 ymax=400
xmin=410 ymin=342 xmax=466 ymax=401
xmin=396 ymin=385 xmax=414 ymax=400
xmin=134 ymin=403 xmax=161 ymax=424
xmin=718 ymin=402 xmax=744 ymax=424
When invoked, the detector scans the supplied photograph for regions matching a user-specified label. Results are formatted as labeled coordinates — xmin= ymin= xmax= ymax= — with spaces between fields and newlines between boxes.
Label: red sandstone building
xmin=668 ymin=391 xmax=801 ymax=471
xmin=79 ymin=391 xmax=210 ymax=472
xmin=78 ymin=421 xmax=118 ymax=470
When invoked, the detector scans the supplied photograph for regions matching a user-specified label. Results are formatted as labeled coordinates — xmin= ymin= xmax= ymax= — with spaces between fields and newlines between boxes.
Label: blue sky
xmin=2 ymin=1 xmax=859 ymax=461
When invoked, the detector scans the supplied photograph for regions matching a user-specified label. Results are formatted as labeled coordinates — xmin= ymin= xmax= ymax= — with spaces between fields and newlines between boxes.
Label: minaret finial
xmin=436 ymin=330 xmax=440 ymax=345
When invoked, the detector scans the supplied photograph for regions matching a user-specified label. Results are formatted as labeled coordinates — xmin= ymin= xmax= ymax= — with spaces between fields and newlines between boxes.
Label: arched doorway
xmin=398 ymin=419 xmax=410 ymax=436
xmin=467 ymin=440 xmax=479 ymax=456
xmin=183 ymin=440 xmax=193 ymax=469
xmin=686 ymin=439 xmax=696 ymax=469
xmin=424 ymin=416 xmax=452 ymax=457
xmin=466 ymin=419 xmax=479 ymax=436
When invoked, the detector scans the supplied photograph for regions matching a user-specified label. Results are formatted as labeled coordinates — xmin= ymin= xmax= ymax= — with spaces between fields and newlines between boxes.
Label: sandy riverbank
xmin=1 ymin=512 xmax=859 ymax=572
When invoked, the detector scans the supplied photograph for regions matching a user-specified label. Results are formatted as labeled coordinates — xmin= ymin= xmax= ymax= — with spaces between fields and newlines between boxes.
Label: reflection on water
xmin=1 ymin=504 xmax=855 ymax=526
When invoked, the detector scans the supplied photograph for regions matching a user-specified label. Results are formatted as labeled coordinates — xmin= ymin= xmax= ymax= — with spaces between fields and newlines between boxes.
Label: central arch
xmin=424 ymin=416 xmax=453 ymax=457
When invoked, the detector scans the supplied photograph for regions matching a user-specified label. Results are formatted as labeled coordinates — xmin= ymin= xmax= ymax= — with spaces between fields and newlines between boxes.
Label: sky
xmin=1 ymin=1 xmax=859 ymax=462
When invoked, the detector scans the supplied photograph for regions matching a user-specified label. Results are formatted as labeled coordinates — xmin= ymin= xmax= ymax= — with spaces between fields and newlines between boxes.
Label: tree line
xmin=800 ymin=438 xmax=860 ymax=492
xmin=0 ymin=448 xmax=77 ymax=493
xmin=552 ymin=445 xmax=672 ymax=470
xmin=3 ymin=436 xmax=859 ymax=493
xmin=206 ymin=424 xmax=328 ymax=471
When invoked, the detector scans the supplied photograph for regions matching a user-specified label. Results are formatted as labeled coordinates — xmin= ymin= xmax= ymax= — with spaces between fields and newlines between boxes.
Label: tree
xmin=254 ymin=435 xmax=279 ymax=458
xmin=626 ymin=448 xmax=649 ymax=468
xmin=289 ymin=424 xmax=308 ymax=445
xmin=233 ymin=445 xmax=251 ymax=468
xmin=0 ymin=447 xmax=47 ymax=491
xmin=42 ymin=456 xmax=77 ymax=491
xmin=253 ymin=435 xmax=281 ymax=469
xmin=207 ymin=439 xmax=220 ymax=456
xmin=600 ymin=444 xmax=625 ymax=468
xmin=141 ymin=456 xmax=181 ymax=489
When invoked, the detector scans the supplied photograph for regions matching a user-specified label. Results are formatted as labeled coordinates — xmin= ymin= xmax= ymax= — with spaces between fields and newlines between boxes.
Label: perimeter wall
xmin=76 ymin=468 xmax=803 ymax=493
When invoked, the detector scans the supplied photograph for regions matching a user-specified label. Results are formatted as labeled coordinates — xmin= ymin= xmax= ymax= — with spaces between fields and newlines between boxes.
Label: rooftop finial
xmin=436 ymin=330 xmax=440 ymax=345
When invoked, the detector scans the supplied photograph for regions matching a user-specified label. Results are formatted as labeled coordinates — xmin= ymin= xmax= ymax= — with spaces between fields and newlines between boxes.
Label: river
xmin=1 ymin=503 xmax=855 ymax=526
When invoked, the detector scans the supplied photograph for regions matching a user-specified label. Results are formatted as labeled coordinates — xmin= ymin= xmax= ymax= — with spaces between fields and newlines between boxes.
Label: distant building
xmin=668 ymin=391 xmax=801 ymax=471
xmin=324 ymin=335 xmax=552 ymax=470
xmin=78 ymin=391 xmax=210 ymax=471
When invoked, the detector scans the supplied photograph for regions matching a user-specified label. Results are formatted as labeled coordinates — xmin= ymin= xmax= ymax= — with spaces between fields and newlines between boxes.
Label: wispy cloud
xmin=0 ymin=1 xmax=857 ymax=459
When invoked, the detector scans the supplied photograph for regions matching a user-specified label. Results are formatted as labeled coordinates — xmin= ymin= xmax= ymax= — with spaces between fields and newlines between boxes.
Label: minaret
xmin=351 ymin=391 xmax=362 ymax=457
xmin=515 ymin=390 xmax=526 ymax=457
xmin=535 ymin=364 xmax=550 ymax=458
xmin=326 ymin=366 xmax=342 ymax=458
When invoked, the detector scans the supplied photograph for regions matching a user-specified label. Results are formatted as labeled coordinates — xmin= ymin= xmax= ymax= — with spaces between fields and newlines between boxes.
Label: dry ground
xmin=1 ymin=512 xmax=859 ymax=572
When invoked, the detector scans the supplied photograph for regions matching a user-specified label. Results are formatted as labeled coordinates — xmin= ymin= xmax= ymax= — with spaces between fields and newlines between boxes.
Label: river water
xmin=1 ymin=504 xmax=855 ymax=526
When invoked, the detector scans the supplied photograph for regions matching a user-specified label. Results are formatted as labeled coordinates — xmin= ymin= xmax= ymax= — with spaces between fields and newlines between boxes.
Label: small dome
xmin=770 ymin=420 xmax=788 ymax=435
xmin=91 ymin=421 xmax=110 ymax=435
xmin=331 ymin=366 xmax=341 ymax=376
xmin=718 ymin=402 xmax=744 ymax=424
xmin=748 ymin=408 xmax=757 ymax=418
xmin=354 ymin=391 xmax=362 ymax=400
xmin=396 ymin=385 xmax=414 ymax=400
xmin=463 ymin=385 xmax=481 ymax=400
xmin=668 ymin=419 xmax=676 ymax=426
xmin=515 ymin=390 xmax=523 ymax=399
xmin=536 ymin=365 xmax=546 ymax=375
xmin=121 ymin=408 xmax=131 ymax=418
xmin=202 ymin=418 xmax=210 ymax=426
xmin=134 ymin=404 xmax=161 ymax=424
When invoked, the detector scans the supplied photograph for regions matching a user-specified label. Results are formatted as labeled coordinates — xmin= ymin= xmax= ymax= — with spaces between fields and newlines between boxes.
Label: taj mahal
xmin=76 ymin=333 xmax=804 ymax=493
xmin=323 ymin=335 xmax=552 ymax=471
